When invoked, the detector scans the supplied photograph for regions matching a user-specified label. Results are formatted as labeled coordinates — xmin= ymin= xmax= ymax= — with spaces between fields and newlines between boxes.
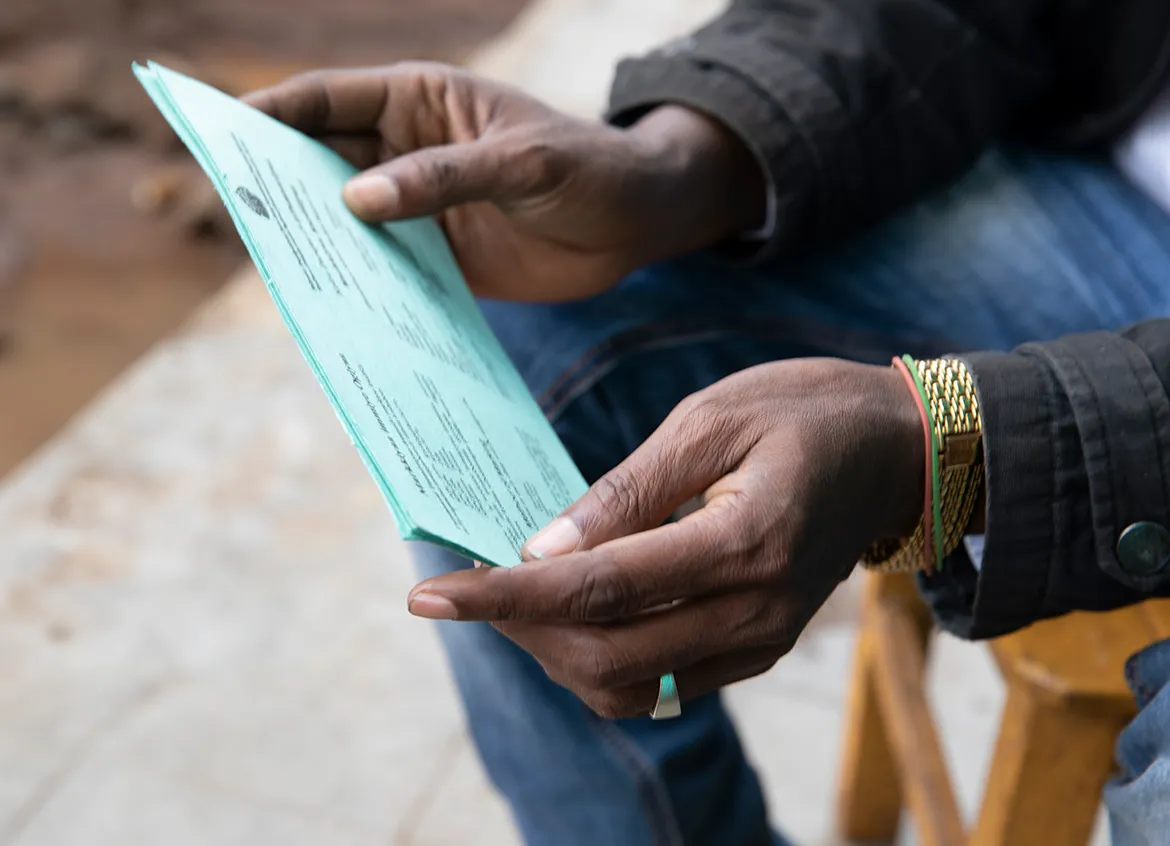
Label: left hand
xmin=245 ymin=65 xmax=763 ymax=303
xmin=407 ymin=359 xmax=925 ymax=718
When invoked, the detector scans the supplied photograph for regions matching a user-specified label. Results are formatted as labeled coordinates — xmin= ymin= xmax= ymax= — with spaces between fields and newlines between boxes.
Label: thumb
xmin=522 ymin=400 xmax=738 ymax=560
xmin=342 ymin=137 xmax=543 ymax=221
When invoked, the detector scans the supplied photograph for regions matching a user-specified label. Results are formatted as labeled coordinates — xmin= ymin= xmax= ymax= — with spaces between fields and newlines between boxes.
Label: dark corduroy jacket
xmin=607 ymin=0 xmax=1170 ymax=638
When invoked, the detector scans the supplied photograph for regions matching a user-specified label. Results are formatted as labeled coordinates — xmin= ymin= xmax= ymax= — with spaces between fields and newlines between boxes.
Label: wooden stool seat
xmin=991 ymin=598 xmax=1170 ymax=706
xmin=837 ymin=571 xmax=1170 ymax=846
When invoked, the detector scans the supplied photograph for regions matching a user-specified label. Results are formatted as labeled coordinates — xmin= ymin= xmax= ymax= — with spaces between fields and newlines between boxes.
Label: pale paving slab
xmin=0 ymin=281 xmax=491 ymax=845
xmin=401 ymin=733 xmax=520 ymax=846
xmin=10 ymin=763 xmax=390 ymax=846
xmin=0 ymin=0 xmax=1110 ymax=844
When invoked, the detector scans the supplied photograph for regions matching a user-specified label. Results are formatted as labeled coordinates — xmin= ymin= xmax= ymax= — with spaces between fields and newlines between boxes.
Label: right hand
xmin=245 ymin=64 xmax=764 ymax=302
xmin=407 ymin=359 xmax=926 ymax=718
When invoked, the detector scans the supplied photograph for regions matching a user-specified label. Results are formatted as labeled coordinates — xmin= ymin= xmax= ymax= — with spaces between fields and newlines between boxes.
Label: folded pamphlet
xmin=134 ymin=62 xmax=587 ymax=566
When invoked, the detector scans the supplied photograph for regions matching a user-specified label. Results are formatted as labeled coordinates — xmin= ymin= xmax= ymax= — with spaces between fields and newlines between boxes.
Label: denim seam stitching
xmin=589 ymin=717 xmax=686 ymax=846
xmin=537 ymin=316 xmax=958 ymax=420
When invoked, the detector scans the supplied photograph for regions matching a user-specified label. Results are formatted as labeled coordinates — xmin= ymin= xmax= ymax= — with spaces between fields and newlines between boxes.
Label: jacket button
xmin=1117 ymin=522 xmax=1170 ymax=576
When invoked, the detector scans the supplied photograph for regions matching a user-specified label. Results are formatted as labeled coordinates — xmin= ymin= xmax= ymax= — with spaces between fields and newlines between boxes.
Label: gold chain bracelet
xmin=862 ymin=357 xmax=984 ymax=573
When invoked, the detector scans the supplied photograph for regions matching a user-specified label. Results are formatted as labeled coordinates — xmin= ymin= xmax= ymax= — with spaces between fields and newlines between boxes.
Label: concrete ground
xmin=0 ymin=1 xmax=1108 ymax=844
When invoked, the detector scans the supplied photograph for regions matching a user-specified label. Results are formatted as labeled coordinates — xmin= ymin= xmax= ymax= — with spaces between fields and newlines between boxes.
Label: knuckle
xmin=669 ymin=388 xmax=760 ymax=460
xmin=696 ymin=500 xmax=764 ymax=572
xmin=756 ymin=596 xmax=805 ymax=652
xmin=393 ymin=153 xmax=454 ymax=200
xmin=568 ymin=636 xmax=624 ymax=689
xmin=590 ymin=471 xmax=643 ymax=526
xmin=734 ymin=592 xmax=784 ymax=644
xmin=564 ymin=563 xmax=637 ymax=621
xmin=670 ymin=394 xmax=737 ymax=458
xmin=713 ymin=591 xmax=796 ymax=655
xmin=391 ymin=66 xmax=455 ymax=143
xmin=673 ymin=393 xmax=721 ymax=431
xmin=388 ymin=61 xmax=463 ymax=97
xmin=509 ymin=139 xmax=564 ymax=195
xmin=279 ymin=69 xmax=335 ymax=122
xmin=423 ymin=153 xmax=460 ymax=193
xmin=488 ymin=589 xmax=522 ymax=622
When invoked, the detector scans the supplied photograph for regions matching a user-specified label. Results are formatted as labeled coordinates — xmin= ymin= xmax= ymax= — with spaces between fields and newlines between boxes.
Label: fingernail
xmin=522 ymin=517 xmax=582 ymax=560
xmin=408 ymin=591 xmax=458 ymax=620
xmin=344 ymin=175 xmax=398 ymax=215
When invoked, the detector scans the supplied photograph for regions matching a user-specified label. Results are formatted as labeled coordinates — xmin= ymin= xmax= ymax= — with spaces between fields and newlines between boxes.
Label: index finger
xmin=407 ymin=494 xmax=769 ymax=623
xmin=243 ymin=68 xmax=391 ymax=136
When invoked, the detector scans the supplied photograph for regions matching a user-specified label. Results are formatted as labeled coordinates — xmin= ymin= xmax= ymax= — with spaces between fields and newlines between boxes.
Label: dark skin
xmin=249 ymin=64 xmax=964 ymax=720
xmin=245 ymin=63 xmax=764 ymax=302
xmin=407 ymin=360 xmax=926 ymax=719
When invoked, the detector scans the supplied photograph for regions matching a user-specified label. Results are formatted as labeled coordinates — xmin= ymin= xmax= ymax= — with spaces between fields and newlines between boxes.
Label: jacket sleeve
xmin=606 ymin=0 xmax=1058 ymax=257
xmin=917 ymin=319 xmax=1170 ymax=640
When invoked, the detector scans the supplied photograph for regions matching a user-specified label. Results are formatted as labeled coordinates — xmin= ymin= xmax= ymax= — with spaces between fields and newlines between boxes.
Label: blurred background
xmin=0 ymin=0 xmax=529 ymax=476
xmin=0 ymin=2 xmax=1064 ymax=844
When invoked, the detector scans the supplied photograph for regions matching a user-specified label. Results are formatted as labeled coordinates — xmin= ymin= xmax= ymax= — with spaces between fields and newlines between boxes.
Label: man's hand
xmin=245 ymin=64 xmax=765 ymax=302
xmin=406 ymin=360 xmax=925 ymax=718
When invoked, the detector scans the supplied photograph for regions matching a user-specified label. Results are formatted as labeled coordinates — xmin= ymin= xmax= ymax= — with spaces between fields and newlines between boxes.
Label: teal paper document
xmin=134 ymin=62 xmax=587 ymax=566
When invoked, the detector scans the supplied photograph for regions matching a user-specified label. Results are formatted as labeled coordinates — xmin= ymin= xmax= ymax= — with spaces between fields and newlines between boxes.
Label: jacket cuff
xmin=944 ymin=349 xmax=1064 ymax=638
xmin=921 ymin=333 xmax=1170 ymax=640
xmin=606 ymin=50 xmax=813 ymax=261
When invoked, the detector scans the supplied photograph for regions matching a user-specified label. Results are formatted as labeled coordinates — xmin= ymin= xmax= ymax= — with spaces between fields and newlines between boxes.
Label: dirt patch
xmin=0 ymin=0 xmax=529 ymax=478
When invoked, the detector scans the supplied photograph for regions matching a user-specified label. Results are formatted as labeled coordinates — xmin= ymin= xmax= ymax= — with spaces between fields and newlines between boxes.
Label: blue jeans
xmin=412 ymin=150 xmax=1170 ymax=845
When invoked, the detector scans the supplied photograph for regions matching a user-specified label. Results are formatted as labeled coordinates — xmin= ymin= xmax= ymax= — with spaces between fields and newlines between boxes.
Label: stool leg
xmin=837 ymin=574 xmax=933 ymax=841
xmin=971 ymin=683 xmax=1128 ymax=846
xmin=838 ymin=627 xmax=903 ymax=840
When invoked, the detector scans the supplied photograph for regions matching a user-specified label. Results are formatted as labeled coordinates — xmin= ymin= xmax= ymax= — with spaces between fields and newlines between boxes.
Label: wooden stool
xmin=837 ymin=571 xmax=1170 ymax=846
